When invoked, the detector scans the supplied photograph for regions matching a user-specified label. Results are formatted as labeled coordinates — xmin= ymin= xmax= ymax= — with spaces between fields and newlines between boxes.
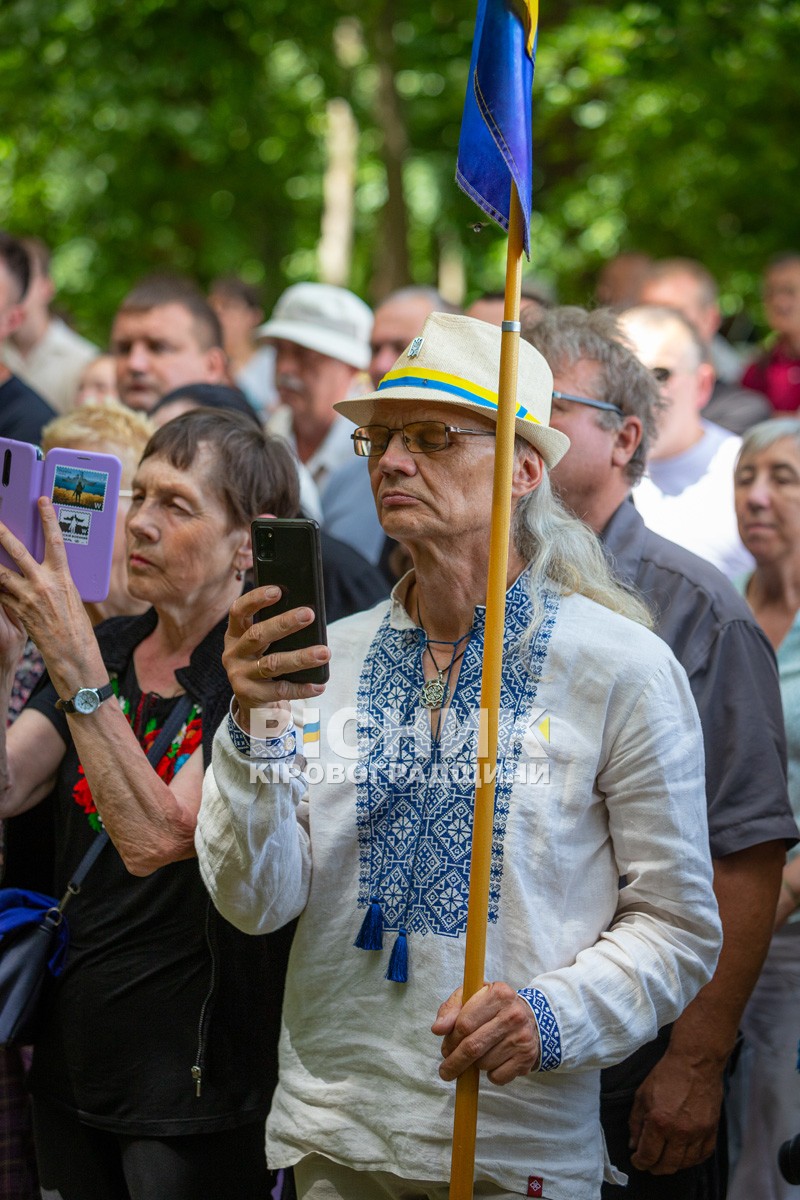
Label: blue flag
xmin=456 ymin=0 xmax=538 ymax=257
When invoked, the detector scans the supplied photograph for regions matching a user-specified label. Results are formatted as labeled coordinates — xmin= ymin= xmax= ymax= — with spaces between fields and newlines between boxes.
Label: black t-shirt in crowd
xmin=0 ymin=373 xmax=55 ymax=445
xmin=24 ymin=610 xmax=293 ymax=1136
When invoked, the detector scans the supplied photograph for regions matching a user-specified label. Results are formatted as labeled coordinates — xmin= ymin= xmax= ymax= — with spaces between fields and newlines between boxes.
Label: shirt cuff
xmin=227 ymin=700 xmax=297 ymax=761
xmin=517 ymin=987 xmax=562 ymax=1072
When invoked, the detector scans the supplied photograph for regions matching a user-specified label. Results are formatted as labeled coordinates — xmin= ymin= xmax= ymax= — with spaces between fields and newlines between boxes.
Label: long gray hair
xmin=513 ymin=455 xmax=653 ymax=631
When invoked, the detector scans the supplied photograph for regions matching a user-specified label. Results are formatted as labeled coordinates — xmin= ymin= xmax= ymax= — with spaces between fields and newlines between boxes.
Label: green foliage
xmin=535 ymin=0 xmax=800 ymax=312
xmin=1 ymin=0 xmax=798 ymax=341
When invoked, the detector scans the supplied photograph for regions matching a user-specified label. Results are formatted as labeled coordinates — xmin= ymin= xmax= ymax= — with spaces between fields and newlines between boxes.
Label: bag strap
xmin=141 ymin=691 xmax=195 ymax=770
xmin=59 ymin=693 xmax=195 ymax=909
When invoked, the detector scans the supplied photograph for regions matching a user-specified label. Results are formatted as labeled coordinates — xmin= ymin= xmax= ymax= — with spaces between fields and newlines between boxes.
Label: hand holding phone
xmin=0 ymin=440 xmax=43 ymax=575
xmin=0 ymin=438 xmax=121 ymax=602
xmin=251 ymin=518 xmax=329 ymax=685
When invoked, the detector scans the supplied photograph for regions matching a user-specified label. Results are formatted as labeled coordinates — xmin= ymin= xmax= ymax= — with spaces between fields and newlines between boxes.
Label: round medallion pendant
xmin=420 ymin=674 xmax=449 ymax=709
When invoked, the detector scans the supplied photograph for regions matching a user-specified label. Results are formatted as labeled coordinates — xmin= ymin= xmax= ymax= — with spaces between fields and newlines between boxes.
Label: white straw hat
xmin=334 ymin=311 xmax=569 ymax=468
xmin=257 ymin=283 xmax=373 ymax=370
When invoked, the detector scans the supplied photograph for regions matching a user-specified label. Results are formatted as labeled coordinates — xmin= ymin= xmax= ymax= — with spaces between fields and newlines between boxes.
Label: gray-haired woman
xmin=729 ymin=418 xmax=800 ymax=1200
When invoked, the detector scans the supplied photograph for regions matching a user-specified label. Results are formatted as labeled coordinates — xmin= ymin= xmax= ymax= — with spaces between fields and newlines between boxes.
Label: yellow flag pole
xmin=449 ymin=182 xmax=526 ymax=1200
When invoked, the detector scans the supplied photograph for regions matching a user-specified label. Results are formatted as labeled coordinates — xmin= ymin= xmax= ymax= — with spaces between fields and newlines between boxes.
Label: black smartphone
xmin=251 ymin=517 xmax=329 ymax=684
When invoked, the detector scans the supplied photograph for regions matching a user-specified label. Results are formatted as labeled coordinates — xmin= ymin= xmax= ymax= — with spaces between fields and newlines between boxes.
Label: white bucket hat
xmin=334 ymin=311 xmax=570 ymax=468
xmin=257 ymin=283 xmax=373 ymax=370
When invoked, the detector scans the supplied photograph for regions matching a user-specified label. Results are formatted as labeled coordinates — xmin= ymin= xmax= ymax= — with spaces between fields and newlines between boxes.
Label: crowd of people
xmin=0 ymin=226 xmax=799 ymax=1200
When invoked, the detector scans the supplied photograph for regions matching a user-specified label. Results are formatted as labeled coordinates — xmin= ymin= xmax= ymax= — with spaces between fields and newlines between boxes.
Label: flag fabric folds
xmin=456 ymin=0 xmax=538 ymax=257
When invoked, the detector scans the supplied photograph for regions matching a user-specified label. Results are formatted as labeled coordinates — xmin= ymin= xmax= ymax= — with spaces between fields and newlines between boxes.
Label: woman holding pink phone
xmin=0 ymin=410 xmax=300 ymax=1200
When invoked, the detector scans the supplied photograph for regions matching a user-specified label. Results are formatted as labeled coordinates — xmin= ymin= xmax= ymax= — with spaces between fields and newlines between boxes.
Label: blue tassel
xmin=386 ymin=928 xmax=409 ymax=983
xmin=354 ymin=898 xmax=384 ymax=951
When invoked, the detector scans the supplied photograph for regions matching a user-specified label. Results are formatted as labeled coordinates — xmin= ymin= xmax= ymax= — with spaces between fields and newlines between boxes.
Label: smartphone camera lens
xmin=256 ymin=527 xmax=275 ymax=562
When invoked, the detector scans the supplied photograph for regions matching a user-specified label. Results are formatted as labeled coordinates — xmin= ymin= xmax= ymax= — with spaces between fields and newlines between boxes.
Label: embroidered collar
xmin=388 ymin=568 xmax=535 ymax=635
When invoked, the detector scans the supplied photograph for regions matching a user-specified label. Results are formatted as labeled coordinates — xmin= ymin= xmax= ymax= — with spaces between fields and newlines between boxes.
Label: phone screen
xmin=251 ymin=518 xmax=329 ymax=684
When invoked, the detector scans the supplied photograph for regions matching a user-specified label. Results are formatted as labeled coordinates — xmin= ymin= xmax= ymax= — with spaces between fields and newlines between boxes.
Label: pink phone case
xmin=41 ymin=448 xmax=122 ymax=602
xmin=0 ymin=438 xmax=45 ymax=572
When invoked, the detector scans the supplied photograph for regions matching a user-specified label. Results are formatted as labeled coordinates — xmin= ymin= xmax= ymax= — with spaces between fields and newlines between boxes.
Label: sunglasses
xmin=551 ymin=390 xmax=623 ymax=415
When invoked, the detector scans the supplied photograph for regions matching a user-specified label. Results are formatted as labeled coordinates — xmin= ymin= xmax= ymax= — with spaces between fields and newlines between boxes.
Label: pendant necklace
xmin=417 ymin=601 xmax=473 ymax=711
xmin=420 ymin=671 xmax=450 ymax=710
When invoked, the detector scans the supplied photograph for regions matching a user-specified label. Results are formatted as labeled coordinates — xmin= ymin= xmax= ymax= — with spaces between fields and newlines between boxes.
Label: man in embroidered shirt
xmin=524 ymin=305 xmax=796 ymax=1200
xmin=196 ymin=313 xmax=722 ymax=1200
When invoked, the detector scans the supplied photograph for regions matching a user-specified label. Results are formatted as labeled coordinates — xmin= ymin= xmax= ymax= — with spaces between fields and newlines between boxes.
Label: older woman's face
xmin=125 ymin=445 xmax=246 ymax=609
xmin=734 ymin=436 xmax=800 ymax=566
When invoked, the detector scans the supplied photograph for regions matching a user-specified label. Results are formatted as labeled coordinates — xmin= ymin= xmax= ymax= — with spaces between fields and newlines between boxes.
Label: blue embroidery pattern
xmin=227 ymin=712 xmax=297 ymax=759
xmin=354 ymin=578 xmax=559 ymax=943
xmin=517 ymin=987 xmax=563 ymax=1070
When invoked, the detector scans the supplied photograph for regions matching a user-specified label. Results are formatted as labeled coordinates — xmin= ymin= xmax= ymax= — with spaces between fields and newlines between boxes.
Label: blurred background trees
xmin=1 ymin=0 xmax=798 ymax=342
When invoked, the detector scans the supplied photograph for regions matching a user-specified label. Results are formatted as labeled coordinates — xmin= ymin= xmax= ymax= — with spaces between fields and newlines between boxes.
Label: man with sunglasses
xmin=616 ymin=304 xmax=752 ymax=579
xmin=198 ymin=311 xmax=723 ymax=1199
xmin=524 ymin=305 xmax=795 ymax=1200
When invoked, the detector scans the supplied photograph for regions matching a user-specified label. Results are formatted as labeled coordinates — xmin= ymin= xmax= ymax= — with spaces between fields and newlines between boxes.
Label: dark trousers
xmin=32 ymin=1096 xmax=287 ymax=1200
xmin=600 ymin=1027 xmax=728 ymax=1200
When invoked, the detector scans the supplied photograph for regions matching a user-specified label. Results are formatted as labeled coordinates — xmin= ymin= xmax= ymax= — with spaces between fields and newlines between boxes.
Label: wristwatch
xmin=56 ymin=682 xmax=115 ymax=715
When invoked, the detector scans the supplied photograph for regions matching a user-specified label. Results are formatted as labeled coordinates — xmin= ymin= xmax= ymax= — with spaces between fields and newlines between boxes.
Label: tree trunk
xmin=368 ymin=0 xmax=412 ymax=299
xmin=318 ymin=97 xmax=358 ymax=287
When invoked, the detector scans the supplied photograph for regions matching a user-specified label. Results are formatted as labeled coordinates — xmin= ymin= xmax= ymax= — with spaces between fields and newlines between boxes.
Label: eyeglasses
xmin=352 ymin=421 xmax=496 ymax=457
xmin=551 ymin=390 xmax=623 ymax=416
xmin=651 ymin=367 xmax=673 ymax=385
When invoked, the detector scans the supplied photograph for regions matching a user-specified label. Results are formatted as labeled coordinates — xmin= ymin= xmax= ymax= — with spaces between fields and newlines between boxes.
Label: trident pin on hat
xmin=334 ymin=311 xmax=570 ymax=468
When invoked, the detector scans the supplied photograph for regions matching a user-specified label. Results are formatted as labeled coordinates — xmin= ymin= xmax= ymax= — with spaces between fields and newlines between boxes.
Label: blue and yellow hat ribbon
xmin=377 ymin=365 xmax=541 ymax=426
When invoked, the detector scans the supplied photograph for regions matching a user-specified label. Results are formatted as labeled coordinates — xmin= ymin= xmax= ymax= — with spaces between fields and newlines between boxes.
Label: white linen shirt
xmin=634 ymin=420 xmax=754 ymax=580
xmin=197 ymin=575 xmax=721 ymax=1199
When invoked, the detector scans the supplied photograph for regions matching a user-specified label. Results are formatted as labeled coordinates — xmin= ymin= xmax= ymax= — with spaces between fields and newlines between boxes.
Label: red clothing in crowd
xmin=743 ymin=341 xmax=800 ymax=413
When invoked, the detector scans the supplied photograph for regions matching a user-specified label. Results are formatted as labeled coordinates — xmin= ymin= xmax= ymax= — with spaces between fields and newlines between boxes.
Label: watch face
xmin=74 ymin=689 xmax=100 ymax=715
